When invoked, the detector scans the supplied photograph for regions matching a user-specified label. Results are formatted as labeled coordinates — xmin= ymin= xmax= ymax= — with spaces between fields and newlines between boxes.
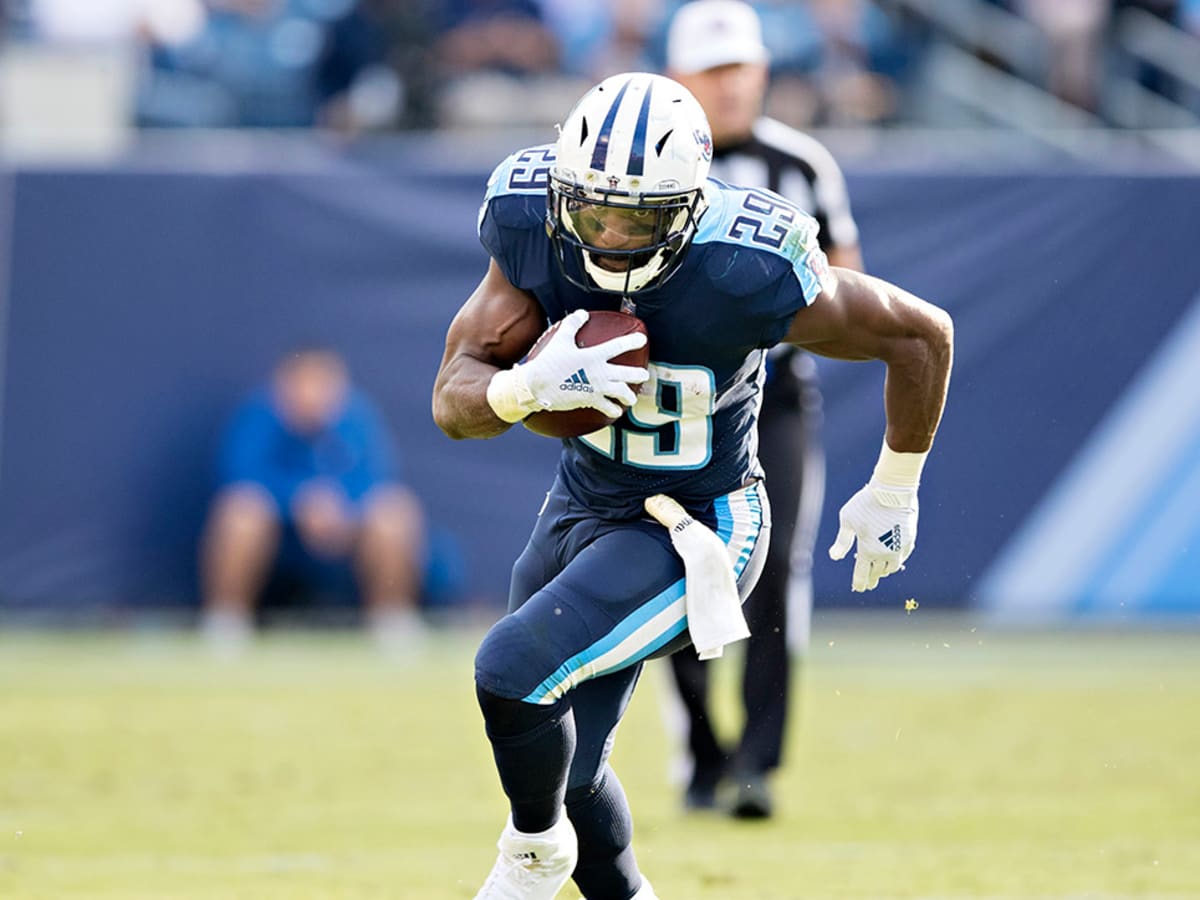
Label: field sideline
xmin=1 ymin=617 xmax=1197 ymax=899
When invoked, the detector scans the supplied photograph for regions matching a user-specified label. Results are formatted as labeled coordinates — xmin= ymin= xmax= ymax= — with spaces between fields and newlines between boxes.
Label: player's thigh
xmin=482 ymin=479 xmax=771 ymax=697
xmin=508 ymin=485 xmax=569 ymax=614
xmin=477 ymin=523 xmax=685 ymax=702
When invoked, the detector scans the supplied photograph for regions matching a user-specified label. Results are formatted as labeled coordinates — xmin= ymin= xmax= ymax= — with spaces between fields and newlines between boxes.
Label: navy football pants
xmin=476 ymin=474 xmax=771 ymax=792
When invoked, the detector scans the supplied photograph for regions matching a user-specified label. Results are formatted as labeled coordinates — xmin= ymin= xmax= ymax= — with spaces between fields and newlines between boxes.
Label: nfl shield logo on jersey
xmin=806 ymin=247 xmax=834 ymax=292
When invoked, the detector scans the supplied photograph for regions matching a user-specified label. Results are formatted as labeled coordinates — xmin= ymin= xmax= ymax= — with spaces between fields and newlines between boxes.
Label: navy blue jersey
xmin=480 ymin=144 xmax=831 ymax=519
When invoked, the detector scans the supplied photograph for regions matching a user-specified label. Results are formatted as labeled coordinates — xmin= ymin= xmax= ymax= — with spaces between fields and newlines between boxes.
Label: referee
xmin=663 ymin=0 xmax=865 ymax=819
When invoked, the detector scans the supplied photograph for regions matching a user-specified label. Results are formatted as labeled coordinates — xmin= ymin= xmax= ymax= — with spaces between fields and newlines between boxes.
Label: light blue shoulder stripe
xmin=695 ymin=180 xmax=828 ymax=304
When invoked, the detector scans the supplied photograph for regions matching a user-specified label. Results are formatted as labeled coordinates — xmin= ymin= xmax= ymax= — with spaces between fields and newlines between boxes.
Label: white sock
xmin=368 ymin=606 xmax=425 ymax=654
xmin=201 ymin=608 xmax=252 ymax=656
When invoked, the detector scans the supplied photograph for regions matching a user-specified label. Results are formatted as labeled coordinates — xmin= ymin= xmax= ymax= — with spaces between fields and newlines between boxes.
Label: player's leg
xmin=661 ymin=477 xmax=778 ymax=809
xmin=474 ymin=484 xmax=578 ymax=836
xmin=733 ymin=357 xmax=824 ymax=818
xmin=353 ymin=484 xmax=427 ymax=649
xmin=786 ymin=364 xmax=825 ymax=659
xmin=475 ymin=512 xmax=685 ymax=831
xmin=470 ymin=482 xmax=676 ymax=898
xmin=731 ymin=384 xmax=806 ymax=817
xmin=564 ymin=668 xmax=647 ymax=900
xmin=666 ymin=649 xmax=727 ymax=809
xmin=199 ymin=482 xmax=281 ymax=648
xmin=470 ymin=485 xmax=582 ymax=900
xmin=473 ymin=479 xmax=769 ymax=897
xmin=561 ymin=481 xmax=771 ymax=893
xmin=472 ymin=514 xmax=682 ymax=898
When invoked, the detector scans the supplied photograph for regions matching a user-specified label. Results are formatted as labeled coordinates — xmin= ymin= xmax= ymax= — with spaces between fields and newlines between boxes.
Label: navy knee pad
xmin=475 ymin=614 xmax=555 ymax=700
xmin=476 ymin=599 xmax=593 ymax=700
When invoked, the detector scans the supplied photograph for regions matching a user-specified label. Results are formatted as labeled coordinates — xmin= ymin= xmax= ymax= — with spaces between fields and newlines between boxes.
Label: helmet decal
xmin=589 ymin=78 xmax=632 ymax=171
xmin=627 ymin=80 xmax=654 ymax=176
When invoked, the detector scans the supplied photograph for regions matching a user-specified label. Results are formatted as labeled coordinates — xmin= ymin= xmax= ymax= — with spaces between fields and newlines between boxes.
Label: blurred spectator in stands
xmin=1016 ymin=0 xmax=1110 ymax=111
xmin=23 ymin=0 xmax=205 ymax=46
xmin=1 ymin=0 xmax=18 ymax=41
xmin=534 ymin=0 xmax=666 ymax=79
xmin=651 ymin=0 xmax=912 ymax=128
xmin=1114 ymin=0 xmax=1180 ymax=23
xmin=431 ymin=0 xmax=587 ymax=126
xmin=200 ymin=347 xmax=427 ymax=654
xmin=2 ymin=1 xmax=204 ymax=157
xmin=787 ymin=0 xmax=911 ymax=126
xmin=139 ymin=0 xmax=401 ymax=130
xmin=1110 ymin=0 xmax=1185 ymax=107
xmin=1180 ymin=0 xmax=1200 ymax=34
xmin=356 ymin=0 xmax=440 ymax=128
xmin=435 ymin=0 xmax=558 ymax=77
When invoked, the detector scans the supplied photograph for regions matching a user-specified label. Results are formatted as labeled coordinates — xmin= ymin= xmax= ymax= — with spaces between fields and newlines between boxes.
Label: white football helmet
xmin=548 ymin=72 xmax=713 ymax=295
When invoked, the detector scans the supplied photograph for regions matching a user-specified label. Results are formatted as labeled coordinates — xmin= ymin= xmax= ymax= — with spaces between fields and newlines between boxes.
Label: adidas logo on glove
xmin=878 ymin=525 xmax=902 ymax=551
xmin=559 ymin=369 xmax=593 ymax=392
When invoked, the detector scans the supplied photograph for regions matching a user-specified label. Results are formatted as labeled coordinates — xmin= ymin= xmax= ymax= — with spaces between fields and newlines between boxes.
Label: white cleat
xmin=474 ymin=814 xmax=578 ymax=900
xmin=630 ymin=877 xmax=659 ymax=899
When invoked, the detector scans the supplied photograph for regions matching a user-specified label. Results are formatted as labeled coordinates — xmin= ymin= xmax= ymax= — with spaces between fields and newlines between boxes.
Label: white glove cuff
xmin=871 ymin=440 xmax=928 ymax=488
xmin=486 ymin=367 xmax=537 ymax=424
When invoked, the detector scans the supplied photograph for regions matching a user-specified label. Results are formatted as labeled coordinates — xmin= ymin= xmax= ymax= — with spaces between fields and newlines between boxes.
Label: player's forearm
xmin=880 ymin=302 xmax=953 ymax=453
xmin=432 ymin=355 xmax=514 ymax=440
xmin=793 ymin=271 xmax=954 ymax=451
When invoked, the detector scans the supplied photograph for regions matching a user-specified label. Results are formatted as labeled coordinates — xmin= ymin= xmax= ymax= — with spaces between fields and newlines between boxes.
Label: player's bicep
xmin=440 ymin=258 xmax=546 ymax=372
xmin=433 ymin=259 xmax=548 ymax=439
xmin=783 ymin=267 xmax=932 ymax=362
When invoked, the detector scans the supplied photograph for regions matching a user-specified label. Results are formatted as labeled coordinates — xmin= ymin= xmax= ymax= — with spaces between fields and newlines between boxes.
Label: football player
xmin=432 ymin=72 xmax=953 ymax=900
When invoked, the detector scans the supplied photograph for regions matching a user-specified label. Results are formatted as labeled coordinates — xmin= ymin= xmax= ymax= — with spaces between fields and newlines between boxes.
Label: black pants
xmin=668 ymin=359 xmax=823 ymax=778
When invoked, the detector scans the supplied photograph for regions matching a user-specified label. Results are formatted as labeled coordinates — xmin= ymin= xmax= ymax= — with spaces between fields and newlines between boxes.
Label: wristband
xmin=871 ymin=439 xmax=928 ymax=488
xmin=486 ymin=367 xmax=537 ymax=423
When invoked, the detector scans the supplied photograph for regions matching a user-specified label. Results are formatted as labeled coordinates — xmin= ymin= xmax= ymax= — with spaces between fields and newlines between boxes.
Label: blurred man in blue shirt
xmin=200 ymin=347 xmax=425 ymax=652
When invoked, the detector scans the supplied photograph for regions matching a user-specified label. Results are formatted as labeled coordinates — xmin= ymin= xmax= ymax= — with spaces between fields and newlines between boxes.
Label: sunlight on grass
xmin=1 ymin=620 xmax=1197 ymax=899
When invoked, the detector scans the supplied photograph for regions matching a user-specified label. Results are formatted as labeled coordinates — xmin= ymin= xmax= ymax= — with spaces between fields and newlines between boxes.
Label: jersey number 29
xmin=579 ymin=363 xmax=714 ymax=469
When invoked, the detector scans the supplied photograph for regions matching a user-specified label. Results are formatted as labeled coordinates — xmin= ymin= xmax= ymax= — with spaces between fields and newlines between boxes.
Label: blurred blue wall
xmin=0 ymin=145 xmax=1197 ymax=621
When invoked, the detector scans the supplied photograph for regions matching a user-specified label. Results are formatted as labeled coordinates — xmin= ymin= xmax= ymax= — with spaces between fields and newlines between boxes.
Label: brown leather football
xmin=523 ymin=310 xmax=650 ymax=439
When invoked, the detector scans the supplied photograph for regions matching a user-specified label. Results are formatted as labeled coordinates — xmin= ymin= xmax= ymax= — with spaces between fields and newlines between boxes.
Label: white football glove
xmin=487 ymin=309 xmax=649 ymax=423
xmin=828 ymin=479 xmax=918 ymax=592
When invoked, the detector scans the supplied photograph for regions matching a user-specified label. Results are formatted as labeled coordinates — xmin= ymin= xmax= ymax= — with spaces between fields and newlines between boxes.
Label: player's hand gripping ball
xmin=524 ymin=310 xmax=650 ymax=438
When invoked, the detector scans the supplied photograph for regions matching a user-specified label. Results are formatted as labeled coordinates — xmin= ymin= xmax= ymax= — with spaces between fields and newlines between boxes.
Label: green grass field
xmin=2 ymin=617 xmax=1198 ymax=899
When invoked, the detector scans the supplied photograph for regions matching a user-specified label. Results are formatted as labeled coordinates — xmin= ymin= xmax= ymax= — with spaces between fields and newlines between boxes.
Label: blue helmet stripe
xmin=627 ymin=80 xmax=654 ymax=176
xmin=589 ymin=77 xmax=632 ymax=171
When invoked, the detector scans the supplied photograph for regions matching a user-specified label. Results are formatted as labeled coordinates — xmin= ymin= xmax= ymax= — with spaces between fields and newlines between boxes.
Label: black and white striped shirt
xmin=708 ymin=117 xmax=859 ymax=255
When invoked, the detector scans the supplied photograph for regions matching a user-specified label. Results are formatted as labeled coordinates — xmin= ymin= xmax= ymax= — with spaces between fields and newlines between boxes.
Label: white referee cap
xmin=666 ymin=0 xmax=770 ymax=75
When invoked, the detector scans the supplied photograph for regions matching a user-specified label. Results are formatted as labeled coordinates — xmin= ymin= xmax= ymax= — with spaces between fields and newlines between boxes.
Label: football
xmin=523 ymin=310 xmax=650 ymax=439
